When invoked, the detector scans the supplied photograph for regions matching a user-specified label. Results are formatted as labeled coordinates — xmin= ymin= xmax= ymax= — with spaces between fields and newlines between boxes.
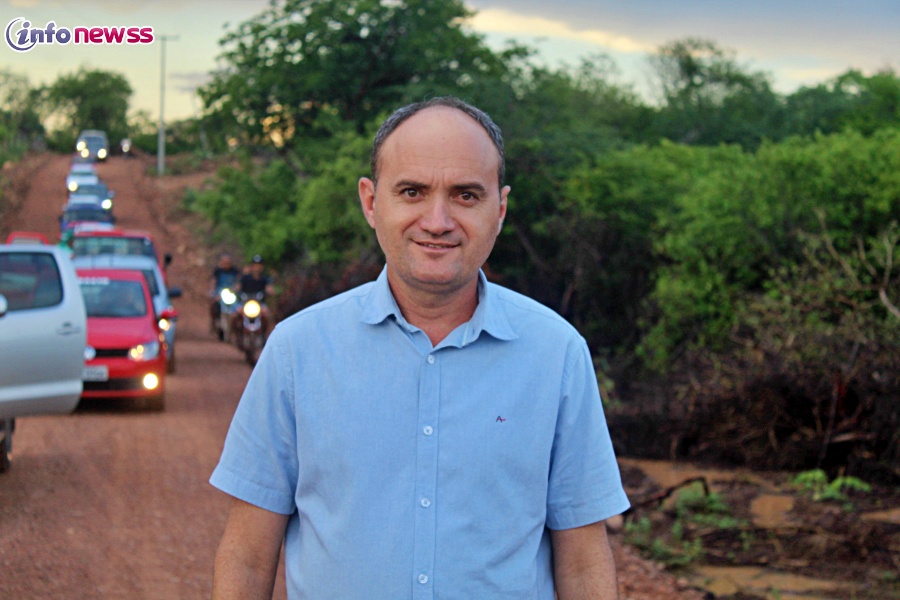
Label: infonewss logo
xmin=6 ymin=18 xmax=154 ymax=52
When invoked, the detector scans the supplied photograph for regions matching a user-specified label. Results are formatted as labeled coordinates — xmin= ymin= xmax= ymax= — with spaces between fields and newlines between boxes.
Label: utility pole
xmin=157 ymin=34 xmax=179 ymax=176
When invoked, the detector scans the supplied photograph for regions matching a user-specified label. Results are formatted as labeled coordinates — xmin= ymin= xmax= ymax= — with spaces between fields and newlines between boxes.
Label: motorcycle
xmin=211 ymin=286 xmax=238 ymax=342
xmin=233 ymin=291 xmax=268 ymax=366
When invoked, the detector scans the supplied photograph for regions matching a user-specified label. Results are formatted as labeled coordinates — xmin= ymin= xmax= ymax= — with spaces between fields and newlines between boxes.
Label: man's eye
xmin=402 ymin=188 xmax=419 ymax=198
xmin=458 ymin=192 xmax=478 ymax=203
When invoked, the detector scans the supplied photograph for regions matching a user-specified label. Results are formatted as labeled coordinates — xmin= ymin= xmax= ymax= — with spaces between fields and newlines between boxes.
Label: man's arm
xmin=550 ymin=520 xmax=619 ymax=600
xmin=212 ymin=497 xmax=290 ymax=600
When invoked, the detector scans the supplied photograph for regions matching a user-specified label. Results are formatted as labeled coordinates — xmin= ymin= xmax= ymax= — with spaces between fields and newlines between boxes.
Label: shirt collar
xmin=360 ymin=267 xmax=518 ymax=345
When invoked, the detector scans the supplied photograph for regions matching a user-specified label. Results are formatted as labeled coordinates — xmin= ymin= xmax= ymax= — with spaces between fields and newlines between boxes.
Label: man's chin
xmin=394 ymin=268 xmax=475 ymax=296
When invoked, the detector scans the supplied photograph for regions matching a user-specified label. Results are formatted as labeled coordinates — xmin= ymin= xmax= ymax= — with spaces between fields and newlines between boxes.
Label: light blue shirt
xmin=210 ymin=268 xmax=630 ymax=599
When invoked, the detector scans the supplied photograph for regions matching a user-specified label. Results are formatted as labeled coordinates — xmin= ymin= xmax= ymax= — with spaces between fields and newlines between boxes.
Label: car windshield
xmin=72 ymin=237 xmax=156 ymax=260
xmin=81 ymin=136 xmax=106 ymax=149
xmin=79 ymin=278 xmax=147 ymax=318
xmin=71 ymin=184 xmax=109 ymax=197
xmin=0 ymin=252 xmax=62 ymax=311
xmin=64 ymin=209 xmax=114 ymax=223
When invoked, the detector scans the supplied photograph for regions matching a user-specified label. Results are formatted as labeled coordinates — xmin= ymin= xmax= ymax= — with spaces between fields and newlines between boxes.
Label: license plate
xmin=83 ymin=365 xmax=109 ymax=382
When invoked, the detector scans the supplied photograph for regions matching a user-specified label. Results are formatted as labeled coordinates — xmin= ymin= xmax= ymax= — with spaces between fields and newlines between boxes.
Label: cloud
xmin=170 ymin=71 xmax=211 ymax=93
xmin=469 ymin=8 xmax=654 ymax=54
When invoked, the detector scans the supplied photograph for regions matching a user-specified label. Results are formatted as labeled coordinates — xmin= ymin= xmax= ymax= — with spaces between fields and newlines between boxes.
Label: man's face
xmin=250 ymin=262 xmax=264 ymax=277
xmin=359 ymin=107 xmax=509 ymax=299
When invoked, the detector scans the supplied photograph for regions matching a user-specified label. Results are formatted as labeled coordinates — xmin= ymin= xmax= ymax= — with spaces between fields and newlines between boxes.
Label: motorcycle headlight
xmin=97 ymin=148 xmax=107 ymax=159
xmin=129 ymin=340 xmax=160 ymax=361
xmin=244 ymin=299 xmax=261 ymax=319
xmin=80 ymin=148 xmax=89 ymax=158
xmin=158 ymin=318 xmax=171 ymax=332
xmin=220 ymin=288 xmax=237 ymax=305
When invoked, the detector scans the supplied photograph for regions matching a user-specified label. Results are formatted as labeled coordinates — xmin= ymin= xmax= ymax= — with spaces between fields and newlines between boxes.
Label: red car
xmin=71 ymin=229 xmax=172 ymax=282
xmin=76 ymin=268 xmax=173 ymax=410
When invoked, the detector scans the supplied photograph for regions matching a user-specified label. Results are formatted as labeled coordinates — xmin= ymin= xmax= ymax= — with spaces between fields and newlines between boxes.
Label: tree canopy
xmin=42 ymin=67 xmax=133 ymax=146
xmin=199 ymin=0 xmax=503 ymax=148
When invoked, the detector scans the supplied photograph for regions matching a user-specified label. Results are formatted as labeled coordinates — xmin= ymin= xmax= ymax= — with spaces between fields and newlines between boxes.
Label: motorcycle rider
xmin=209 ymin=253 xmax=241 ymax=333
xmin=232 ymin=255 xmax=275 ymax=347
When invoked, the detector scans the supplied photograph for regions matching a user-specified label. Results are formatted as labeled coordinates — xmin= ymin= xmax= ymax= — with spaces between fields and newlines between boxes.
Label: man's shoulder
xmin=487 ymin=282 xmax=581 ymax=339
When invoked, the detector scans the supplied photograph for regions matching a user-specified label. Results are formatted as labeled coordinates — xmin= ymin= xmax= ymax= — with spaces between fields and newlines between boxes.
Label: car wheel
xmin=0 ymin=421 xmax=11 ymax=473
xmin=142 ymin=394 xmax=165 ymax=412
xmin=167 ymin=348 xmax=176 ymax=374
xmin=0 ymin=439 xmax=9 ymax=473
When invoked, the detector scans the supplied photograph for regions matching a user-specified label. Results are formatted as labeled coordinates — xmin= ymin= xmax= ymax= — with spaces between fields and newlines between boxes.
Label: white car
xmin=66 ymin=171 xmax=100 ymax=193
xmin=0 ymin=244 xmax=87 ymax=471
xmin=71 ymin=254 xmax=181 ymax=373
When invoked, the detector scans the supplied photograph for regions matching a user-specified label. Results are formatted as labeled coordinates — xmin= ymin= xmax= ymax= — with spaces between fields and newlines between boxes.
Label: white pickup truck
xmin=0 ymin=243 xmax=87 ymax=471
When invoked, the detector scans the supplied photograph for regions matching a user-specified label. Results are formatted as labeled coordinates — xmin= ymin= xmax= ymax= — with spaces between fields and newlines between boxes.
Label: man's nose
xmin=419 ymin=198 xmax=455 ymax=234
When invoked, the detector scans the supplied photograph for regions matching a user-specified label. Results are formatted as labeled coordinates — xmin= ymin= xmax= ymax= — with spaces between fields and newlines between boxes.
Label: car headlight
xmin=68 ymin=181 xmax=78 ymax=192
xmin=129 ymin=340 xmax=160 ymax=361
xmin=98 ymin=148 xmax=107 ymax=159
xmin=76 ymin=141 xmax=86 ymax=151
xmin=101 ymin=198 xmax=113 ymax=210
xmin=142 ymin=373 xmax=160 ymax=390
xmin=80 ymin=148 xmax=89 ymax=158
xmin=158 ymin=318 xmax=171 ymax=332
xmin=220 ymin=288 xmax=237 ymax=305
xmin=244 ymin=299 xmax=261 ymax=319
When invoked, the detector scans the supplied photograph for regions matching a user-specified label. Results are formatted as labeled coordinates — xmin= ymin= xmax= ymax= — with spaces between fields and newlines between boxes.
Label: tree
xmin=43 ymin=67 xmax=132 ymax=147
xmin=784 ymin=69 xmax=900 ymax=137
xmin=0 ymin=69 xmax=44 ymax=161
xmin=199 ymin=0 xmax=503 ymax=148
xmin=649 ymin=38 xmax=785 ymax=149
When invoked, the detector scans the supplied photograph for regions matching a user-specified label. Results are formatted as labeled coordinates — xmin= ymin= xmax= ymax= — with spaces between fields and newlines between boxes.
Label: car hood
xmin=87 ymin=317 xmax=159 ymax=349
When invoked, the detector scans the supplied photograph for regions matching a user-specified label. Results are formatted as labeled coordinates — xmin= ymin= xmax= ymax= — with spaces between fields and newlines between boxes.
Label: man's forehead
xmin=379 ymin=107 xmax=500 ymax=182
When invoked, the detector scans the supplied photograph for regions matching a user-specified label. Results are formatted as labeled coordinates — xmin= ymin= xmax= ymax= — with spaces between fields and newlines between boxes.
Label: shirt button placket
xmin=413 ymin=352 xmax=439 ymax=599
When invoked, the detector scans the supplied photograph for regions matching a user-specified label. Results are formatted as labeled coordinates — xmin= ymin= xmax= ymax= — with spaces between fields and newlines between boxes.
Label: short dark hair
xmin=370 ymin=96 xmax=505 ymax=188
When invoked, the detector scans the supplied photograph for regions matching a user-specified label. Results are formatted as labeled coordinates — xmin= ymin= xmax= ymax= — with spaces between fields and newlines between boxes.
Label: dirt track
xmin=0 ymin=153 xmax=703 ymax=599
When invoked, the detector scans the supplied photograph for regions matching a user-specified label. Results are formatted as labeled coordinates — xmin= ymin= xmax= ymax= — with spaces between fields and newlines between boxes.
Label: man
xmin=210 ymin=97 xmax=630 ymax=599
xmin=235 ymin=254 xmax=275 ymax=299
xmin=209 ymin=253 xmax=241 ymax=332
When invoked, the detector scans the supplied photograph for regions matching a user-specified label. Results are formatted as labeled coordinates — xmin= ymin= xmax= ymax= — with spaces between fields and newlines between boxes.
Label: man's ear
xmin=498 ymin=185 xmax=510 ymax=233
xmin=359 ymin=177 xmax=377 ymax=229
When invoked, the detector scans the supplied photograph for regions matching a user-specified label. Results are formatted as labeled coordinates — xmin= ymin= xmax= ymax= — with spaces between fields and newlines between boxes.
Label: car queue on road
xmin=0 ymin=130 xmax=181 ymax=471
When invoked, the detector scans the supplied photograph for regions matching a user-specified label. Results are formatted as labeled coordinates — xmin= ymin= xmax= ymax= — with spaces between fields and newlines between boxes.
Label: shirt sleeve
xmin=545 ymin=336 xmax=630 ymax=530
xmin=209 ymin=328 xmax=299 ymax=515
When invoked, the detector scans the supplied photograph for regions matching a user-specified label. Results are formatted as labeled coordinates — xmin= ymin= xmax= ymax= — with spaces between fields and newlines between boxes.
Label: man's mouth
xmin=415 ymin=241 xmax=458 ymax=249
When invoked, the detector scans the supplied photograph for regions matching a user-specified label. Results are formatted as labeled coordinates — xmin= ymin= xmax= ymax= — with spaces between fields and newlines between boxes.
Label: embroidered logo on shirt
xmin=496 ymin=416 xmax=506 ymax=423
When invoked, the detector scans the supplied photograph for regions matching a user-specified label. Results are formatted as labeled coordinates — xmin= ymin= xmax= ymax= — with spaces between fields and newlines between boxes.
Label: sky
xmin=1 ymin=0 xmax=898 ymax=123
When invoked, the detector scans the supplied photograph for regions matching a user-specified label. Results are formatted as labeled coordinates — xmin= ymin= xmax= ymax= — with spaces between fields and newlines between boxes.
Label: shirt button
xmin=426 ymin=355 xmax=435 ymax=364
xmin=418 ymin=574 xmax=429 ymax=584
xmin=423 ymin=426 xmax=433 ymax=436
xmin=420 ymin=497 xmax=431 ymax=508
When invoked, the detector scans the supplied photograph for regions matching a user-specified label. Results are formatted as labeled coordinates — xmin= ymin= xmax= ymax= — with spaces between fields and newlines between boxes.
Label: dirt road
xmin=0 ymin=153 xmax=702 ymax=599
